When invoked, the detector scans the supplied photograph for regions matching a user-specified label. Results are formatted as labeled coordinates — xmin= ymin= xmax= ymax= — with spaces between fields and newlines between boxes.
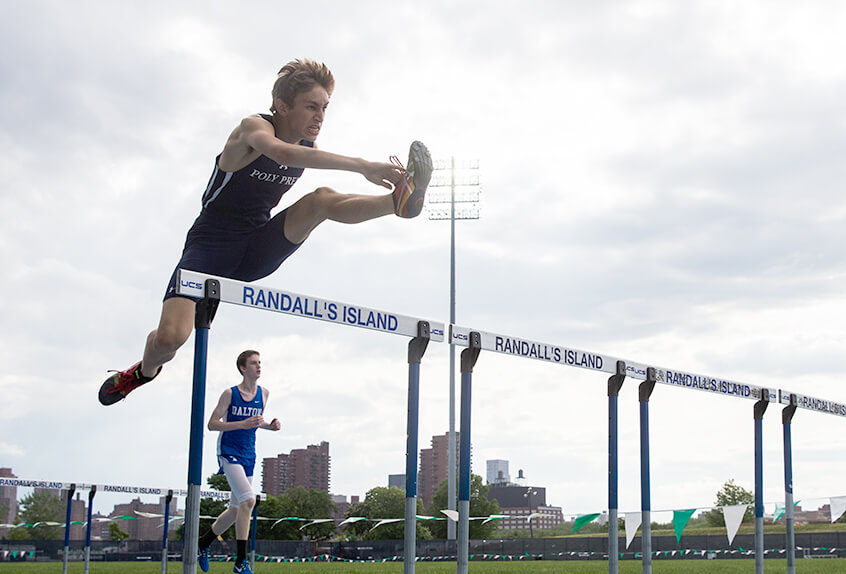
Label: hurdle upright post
xmin=782 ymin=393 xmax=797 ymax=574
xmin=62 ymin=483 xmax=75 ymax=574
xmin=405 ymin=321 xmax=431 ymax=574
xmin=638 ymin=368 xmax=656 ymax=574
xmin=250 ymin=494 xmax=260 ymax=569
xmin=607 ymin=360 xmax=626 ymax=574
xmin=456 ymin=331 xmax=481 ymax=574
xmin=162 ymin=489 xmax=173 ymax=574
xmin=84 ymin=485 xmax=96 ymax=574
xmin=753 ymin=388 xmax=769 ymax=574
xmin=183 ymin=278 xmax=220 ymax=574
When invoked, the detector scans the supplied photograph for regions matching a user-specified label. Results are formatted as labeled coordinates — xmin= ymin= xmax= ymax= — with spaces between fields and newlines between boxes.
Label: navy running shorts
xmin=164 ymin=208 xmax=302 ymax=301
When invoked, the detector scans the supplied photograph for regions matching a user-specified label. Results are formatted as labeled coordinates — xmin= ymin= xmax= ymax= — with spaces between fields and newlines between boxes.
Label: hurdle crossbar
xmin=177 ymin=270 xmax=445 ymax=341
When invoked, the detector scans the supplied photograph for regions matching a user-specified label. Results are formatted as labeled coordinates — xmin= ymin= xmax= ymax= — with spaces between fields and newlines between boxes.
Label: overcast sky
xmin=2 ymin=0 xmax=846 ymax=521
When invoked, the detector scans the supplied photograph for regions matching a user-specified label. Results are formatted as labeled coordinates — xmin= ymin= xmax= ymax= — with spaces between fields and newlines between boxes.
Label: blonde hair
xmin=270 ymin=59 xmax=335 ymax=113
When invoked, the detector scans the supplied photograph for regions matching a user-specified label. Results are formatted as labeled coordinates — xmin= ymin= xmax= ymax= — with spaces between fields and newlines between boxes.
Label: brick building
xmin=262 ymin=441 xmax=330 ymax=497
xmin=418 ymin=432 xmax=462 ymax=507
xmin=0 ymin=468 xmax=17 ymax=529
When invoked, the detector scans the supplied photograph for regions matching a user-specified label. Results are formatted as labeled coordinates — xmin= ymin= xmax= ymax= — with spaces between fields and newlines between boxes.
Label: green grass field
xmin=1 ymin=560 xmax=845 ymax=573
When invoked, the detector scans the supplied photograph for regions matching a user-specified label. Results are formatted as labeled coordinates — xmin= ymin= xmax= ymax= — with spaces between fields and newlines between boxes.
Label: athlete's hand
xmin=241 ymin=415 xmax=265 ymax=429
xmin=362 ymin=161 xmax=402 ymax=189
xmin=269 ymin=418 xmax=281 ymax=431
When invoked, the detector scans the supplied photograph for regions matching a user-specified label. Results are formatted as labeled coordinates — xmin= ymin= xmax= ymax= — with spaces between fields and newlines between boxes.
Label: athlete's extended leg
xmin=283 ymin=141 xmax=432 ymax=243
xmin=98 ymin=297 xmax=195 ymax=405
xmin=282 ymin=186 xmax=394 ymax=244
xmin=198 ymin=504 xmax=237 ymax=573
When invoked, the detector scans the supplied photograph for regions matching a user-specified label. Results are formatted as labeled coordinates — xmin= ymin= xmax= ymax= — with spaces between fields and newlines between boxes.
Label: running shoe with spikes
xmin=98 ymin=361 xmax=161 ymax=406
xmin=391 ymin=140 xmax=432 ymax=218
xmin=233 ymin=560 xmax=253 ymax=574
xmin=198 ymin=546 xmax=210 ymax=572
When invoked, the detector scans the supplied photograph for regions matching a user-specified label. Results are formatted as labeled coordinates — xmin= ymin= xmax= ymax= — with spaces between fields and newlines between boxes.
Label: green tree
xmin=426 ymin=475 xmax=500 ymax=539
xmin=257 ymin=487 xmax=337 ymax=541
xmin=14 ymin=490 xmax=64 ymax=540
xmin=8 ymin=518 xmax=29 ymax=541
xmin=207 ymin=473 xmax=230 ymax=491
xmin=703 ymin=479 xmax=754 ymax=526
xmin=109 ymin=521 xmax=129 ymax=541
xmin=344 ymin=486 xmax=431 ymax=541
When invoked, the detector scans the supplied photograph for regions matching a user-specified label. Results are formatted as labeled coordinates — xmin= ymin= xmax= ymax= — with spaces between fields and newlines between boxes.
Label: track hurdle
xmin=176 ymin=270 xmax=444 ymax=574
xmin=776 ymin=388 xmax=846 ymax=574
xmin=448 ymin=325 xmax=846 ymax=574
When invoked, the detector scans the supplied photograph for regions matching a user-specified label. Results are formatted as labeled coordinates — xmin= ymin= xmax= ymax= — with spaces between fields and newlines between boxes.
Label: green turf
xmin=1 ymin=559 xmax=844 ymax=573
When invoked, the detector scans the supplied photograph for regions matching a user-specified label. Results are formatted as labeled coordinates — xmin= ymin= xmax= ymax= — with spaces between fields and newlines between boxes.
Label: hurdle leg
xmin=405 ymin=322 xmax=431 ymax=574
xmin=84 ymin=485 xmax=96 ymax=574
xmin=638 ymin=368 xmax=656 ymax=574
xmin=782 ymin=394 xmax=797 ymax=574
xmin=62 ymin=483 xmax=76 ymax=574
xmin=607 ymin=361 xmax=626 ymax=574
xmin=456 ymin=332 xmax=480 ymax=574
xmin=250 ymin=494 xmax=260 ymax=569
xmin=753 ymin=389 xmax=769 ymax=574
xmin=183 ymin=279 xmax=220 ymax=574
xmin=161 ymin=490 xmax=173 ymax=574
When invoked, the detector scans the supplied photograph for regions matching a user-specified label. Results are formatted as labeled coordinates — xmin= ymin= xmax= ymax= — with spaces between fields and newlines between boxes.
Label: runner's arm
xmin=258 ymin=387 xmax=280 ymax=431
xmin=239 ymin=116 xmax=402 ymax=189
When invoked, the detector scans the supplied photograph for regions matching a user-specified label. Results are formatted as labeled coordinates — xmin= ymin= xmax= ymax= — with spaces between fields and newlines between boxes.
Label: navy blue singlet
xmin=164 ymin=114 xmax=313 ymax=299
xmin=201 ymin=114 xmax=311 ymax=226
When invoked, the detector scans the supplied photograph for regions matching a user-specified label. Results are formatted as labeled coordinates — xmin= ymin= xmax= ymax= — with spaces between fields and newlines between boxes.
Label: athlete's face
xmin=242 ymin=355 xmax=261 ymax=380
xmin=280 ymin=85 xmax=330 ymax=142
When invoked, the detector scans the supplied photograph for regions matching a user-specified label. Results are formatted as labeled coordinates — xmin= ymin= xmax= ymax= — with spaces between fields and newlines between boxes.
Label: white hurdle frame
xmin=176 ymin=270 xmax=444 ymax=574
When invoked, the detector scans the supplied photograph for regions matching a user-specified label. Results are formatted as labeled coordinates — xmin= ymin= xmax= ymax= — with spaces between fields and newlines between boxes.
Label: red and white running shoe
xmin=98 ymin=361 xmax=160 ymax=406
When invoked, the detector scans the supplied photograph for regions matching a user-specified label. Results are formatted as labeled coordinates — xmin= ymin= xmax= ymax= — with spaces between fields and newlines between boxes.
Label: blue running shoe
xmin=198 ymin=546 xmax=210 ymax=572
xmin=233 ymin=560 xmax=253 ymax=574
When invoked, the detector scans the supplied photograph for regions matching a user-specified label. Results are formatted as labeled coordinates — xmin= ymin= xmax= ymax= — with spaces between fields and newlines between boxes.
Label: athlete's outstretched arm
xmin=236 ymin=116 xmax=403 ymax=189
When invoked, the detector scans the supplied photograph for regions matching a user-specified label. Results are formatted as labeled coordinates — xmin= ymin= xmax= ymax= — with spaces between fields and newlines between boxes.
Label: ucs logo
xmin=180 ymin=280 xmax=203 ymax=290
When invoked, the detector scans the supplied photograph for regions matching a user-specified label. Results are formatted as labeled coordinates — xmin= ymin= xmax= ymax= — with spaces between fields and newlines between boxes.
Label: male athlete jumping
xmin=99 ymin=59 xmax=431 ymax=405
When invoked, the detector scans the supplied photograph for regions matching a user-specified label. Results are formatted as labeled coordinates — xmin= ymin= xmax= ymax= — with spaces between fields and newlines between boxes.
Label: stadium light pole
xmin=427 ymin=157 xmax=481 ymax=541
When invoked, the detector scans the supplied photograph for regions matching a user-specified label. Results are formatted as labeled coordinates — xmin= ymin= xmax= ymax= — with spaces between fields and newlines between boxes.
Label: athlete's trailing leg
xmin=98 ymin=298 xmax=194 ymax=405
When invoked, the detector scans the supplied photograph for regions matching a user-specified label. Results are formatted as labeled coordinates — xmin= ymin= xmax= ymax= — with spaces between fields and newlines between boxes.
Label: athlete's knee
xmin=152 ymin=321 xmax=192 ymax=352
xmin=151 ymin=298 xmax=195 ymax=353
xmin=239 ymin=496 xmax=256 ymax=510
xmin=307 ymin=186 xmax=340 ymax=216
